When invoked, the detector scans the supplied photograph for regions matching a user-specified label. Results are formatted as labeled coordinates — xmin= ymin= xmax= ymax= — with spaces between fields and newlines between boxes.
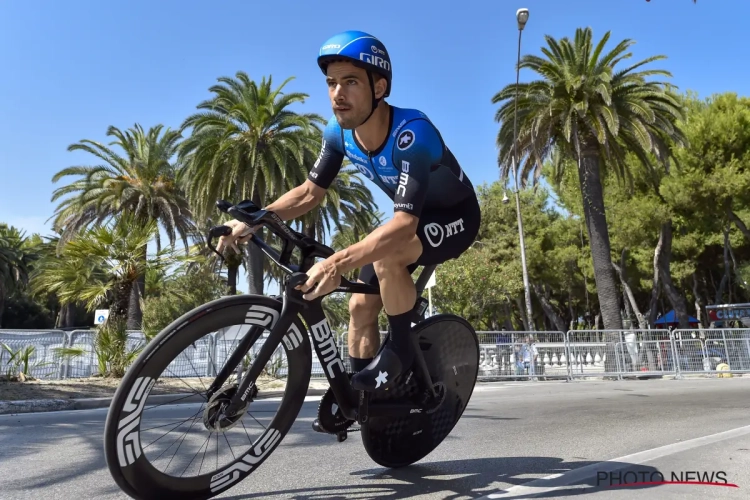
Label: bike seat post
xmin=410 ymin=327 xmax=437 ymax=398
xmin=414 ymin=264 xmax=437 ymax=296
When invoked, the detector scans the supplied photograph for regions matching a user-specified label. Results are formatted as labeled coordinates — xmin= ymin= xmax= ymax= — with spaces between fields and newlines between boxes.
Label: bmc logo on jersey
xmin=397 ymin=130 xmax=415 ymax=151
xmin=396 ymin=160 xmax=410 ymax=197
xmin=314 ymin=140 xmax=326 ymax=168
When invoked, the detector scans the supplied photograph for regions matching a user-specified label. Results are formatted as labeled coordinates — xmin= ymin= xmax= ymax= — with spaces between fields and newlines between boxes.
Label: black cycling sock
xmin=385 ymin=310 xmax=415 ymax=366
xmin=349 ymin=355 xmax=373 ymax=373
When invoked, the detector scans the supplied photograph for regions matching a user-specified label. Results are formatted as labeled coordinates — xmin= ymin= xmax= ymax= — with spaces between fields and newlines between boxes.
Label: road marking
xmin=478 ymin=423 xmax=750 ymax=499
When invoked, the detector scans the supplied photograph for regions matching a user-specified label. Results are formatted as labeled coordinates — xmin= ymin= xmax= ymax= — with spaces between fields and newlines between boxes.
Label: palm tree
xmin=492 ymin=27 xmax=687 ymax=338
xmin=49 ymin=123 xmax=195 ymax=328
xmin=50 ymin=124 xmax=194 ymax=251
xmin=29 ymin=234 xmax=109 ymax=327
xmin=31 ymin=214 xmax=159 ymax=326
xmin=178 ymin=71 xmax=326 ymax=296
xmin=0 ymin=225 xmax=35 ymax=327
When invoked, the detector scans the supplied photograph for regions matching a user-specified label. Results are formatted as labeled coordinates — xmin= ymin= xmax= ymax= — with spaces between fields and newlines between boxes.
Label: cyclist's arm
xmin=331 ymin=120 xmax=442 ymax=273
xmin=265 ymin=181 xmax=326 ymax=222
xmin=263 ymin=117 xmax=346 ymax=222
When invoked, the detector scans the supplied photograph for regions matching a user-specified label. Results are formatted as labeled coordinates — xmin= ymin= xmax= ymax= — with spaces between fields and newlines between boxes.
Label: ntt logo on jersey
xmin=397 ymin=130 xmax=415 ymax=151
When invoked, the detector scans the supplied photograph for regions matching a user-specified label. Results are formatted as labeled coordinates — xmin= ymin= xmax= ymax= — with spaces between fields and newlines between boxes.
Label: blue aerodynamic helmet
xmin=317 ymin=30 xmax=392 ymax=98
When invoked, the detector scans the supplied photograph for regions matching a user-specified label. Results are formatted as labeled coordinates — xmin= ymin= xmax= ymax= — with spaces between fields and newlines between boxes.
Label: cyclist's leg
xmin=347 ymin=275 xmax=383 ymax=372
xmin=350 ymin=237 xmax=423 ymax=391
xmin=351 ymin=196 xmax=481 ymax=392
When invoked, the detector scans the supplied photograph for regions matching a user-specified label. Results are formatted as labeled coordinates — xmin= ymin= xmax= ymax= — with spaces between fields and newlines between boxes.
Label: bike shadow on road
xmin=221 ymin=456 xmax=665 ymax=499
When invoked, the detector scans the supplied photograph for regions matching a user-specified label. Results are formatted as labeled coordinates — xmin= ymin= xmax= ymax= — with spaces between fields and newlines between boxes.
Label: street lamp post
xmin=511 ymin=7 xmax=534 ymax=331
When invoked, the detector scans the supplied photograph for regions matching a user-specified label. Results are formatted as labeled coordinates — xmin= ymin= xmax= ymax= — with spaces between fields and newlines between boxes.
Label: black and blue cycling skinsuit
xmin=308 ymin=105 xmax=481 ymax=285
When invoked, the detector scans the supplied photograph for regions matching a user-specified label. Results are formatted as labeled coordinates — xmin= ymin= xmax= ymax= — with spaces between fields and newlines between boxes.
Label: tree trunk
xmin=729 ymin=211 xmax=750 ymax=240
xmin=532 ymin=282 xmax=567 ymax=332
xmin=716 ymin=228 xmax=731 ymax=304
xmin=62 ymin=303 xmax=77 ymax=328
xmin=622 ymin=288 xmax=632 ymax=326
xmin=503 ymin=301 xmax=514 ymax=331
xmin=126 ymin=284 xmax=141 ymax=330
xmin=612 ymin=249 xmax=648 ymax=330
xmin=576 ymin=144 xmax=622 ymax=331
xmin=692 ymin=273 xmax=706 ymax=328
xmin=568 ymin=287 xmax=577 ymax=331
xmin=246 ymin=190 xmax=265 ymax=296
xmin=126 ymin=244 xmax=147 ymax=330
xmin=302 ymin=220 xmax=315 ymax=239
xmin=657 ymin=220 xmax=692 ymax=329
xmin=575 ymin=138 xmax=621 ymax=375
xmin=109 ymin=280 xmax=133 ymax=327
xmin=516 ymin=295 xmax=529 ymax=331
xmin=648 ymin=225 xmax=665 ymax=327
xmin=0 ymin=281 xmax=5 ymax=328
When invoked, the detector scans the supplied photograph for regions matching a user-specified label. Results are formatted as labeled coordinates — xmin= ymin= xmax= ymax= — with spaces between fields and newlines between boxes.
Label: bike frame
xmin=206 ymin=200 xmax=437 ymax=423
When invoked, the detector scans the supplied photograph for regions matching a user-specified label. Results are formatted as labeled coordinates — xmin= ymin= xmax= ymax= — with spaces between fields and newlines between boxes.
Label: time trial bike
xmin=103 ymin=198 xmax=480 ymax=499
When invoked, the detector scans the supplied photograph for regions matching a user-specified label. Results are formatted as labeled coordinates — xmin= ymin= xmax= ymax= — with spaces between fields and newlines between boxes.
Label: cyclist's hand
xmin=216 ymin=219 xmax=257 ymax=254
xmin=297 ymin=258 xmax=342 ymax=300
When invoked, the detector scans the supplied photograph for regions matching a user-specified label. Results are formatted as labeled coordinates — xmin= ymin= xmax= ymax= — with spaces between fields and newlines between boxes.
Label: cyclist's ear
xmin=373 ymin=74 xmax=387 ymax=100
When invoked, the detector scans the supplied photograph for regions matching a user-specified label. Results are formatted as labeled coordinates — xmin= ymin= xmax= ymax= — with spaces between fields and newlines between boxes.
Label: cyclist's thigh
xmin=356 ymin=195 xmax=480 ymax=285
xmin=358 ymin=262 xmax=419 ymax=286
xmin=414 ymin=195 xmax=481 ymax=266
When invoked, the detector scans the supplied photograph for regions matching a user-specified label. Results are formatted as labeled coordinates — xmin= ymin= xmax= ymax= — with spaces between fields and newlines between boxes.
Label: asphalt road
xmin=0 ymin=377 xmax=749 ymax=499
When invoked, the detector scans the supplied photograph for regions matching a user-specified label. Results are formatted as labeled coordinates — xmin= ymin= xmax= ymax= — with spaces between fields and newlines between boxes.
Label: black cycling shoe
xmin=350 ymin=345 xmax=413 ymax=392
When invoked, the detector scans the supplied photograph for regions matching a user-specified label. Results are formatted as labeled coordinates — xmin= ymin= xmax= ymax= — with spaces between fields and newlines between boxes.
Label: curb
xmin=0 ymin=387 xmax=329 ymax=416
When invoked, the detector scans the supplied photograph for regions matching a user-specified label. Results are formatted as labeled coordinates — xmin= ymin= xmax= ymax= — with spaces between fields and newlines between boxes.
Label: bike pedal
xmin=311 ymin=419 xmax=326 ymax=434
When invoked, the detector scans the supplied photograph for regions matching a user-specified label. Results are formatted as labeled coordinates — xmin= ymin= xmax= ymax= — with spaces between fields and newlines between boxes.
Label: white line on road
xmin=478 ymin=423 xmax=750 ymax=499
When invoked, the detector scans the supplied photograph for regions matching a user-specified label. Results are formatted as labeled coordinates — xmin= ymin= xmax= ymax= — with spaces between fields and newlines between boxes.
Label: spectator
xmin=521 ymin=335 xmax=539 ymax=380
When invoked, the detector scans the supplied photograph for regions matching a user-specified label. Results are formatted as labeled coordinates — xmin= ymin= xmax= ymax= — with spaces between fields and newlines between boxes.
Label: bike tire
xmin=103 ymin=294 xmax=312 ymax=500
xmin=360 ymin=314 xmax=479 ymax=468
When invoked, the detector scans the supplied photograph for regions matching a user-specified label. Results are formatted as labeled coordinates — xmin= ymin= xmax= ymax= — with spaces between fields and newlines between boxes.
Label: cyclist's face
xmin=325 ymin=61 xmax=383 ymax=129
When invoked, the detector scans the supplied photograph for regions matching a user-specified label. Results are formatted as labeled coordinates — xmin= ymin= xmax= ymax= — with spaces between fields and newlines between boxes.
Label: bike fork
xmin=223 ymin=302 xmax=298 ymax=417
xmin=205 ymin=325 xmax=264 ymax=400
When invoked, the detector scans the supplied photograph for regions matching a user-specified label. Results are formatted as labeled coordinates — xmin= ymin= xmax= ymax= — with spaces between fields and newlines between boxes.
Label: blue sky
xmin=1 ymin=0 xmax=746 ymax=292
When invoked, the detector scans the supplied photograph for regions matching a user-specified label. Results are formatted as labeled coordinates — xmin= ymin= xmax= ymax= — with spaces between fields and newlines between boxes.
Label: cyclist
xmin=217 ymin=30 xmax=480 ymax=393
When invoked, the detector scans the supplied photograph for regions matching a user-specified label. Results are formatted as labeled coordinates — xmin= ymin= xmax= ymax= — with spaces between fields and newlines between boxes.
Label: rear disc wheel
xmin=361 ymin=314 xmax=479 ymax=468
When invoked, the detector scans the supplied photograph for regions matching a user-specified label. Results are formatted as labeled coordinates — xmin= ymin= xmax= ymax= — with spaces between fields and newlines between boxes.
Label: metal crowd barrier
xmin=2 ymin=327 xmax=750 ymax=382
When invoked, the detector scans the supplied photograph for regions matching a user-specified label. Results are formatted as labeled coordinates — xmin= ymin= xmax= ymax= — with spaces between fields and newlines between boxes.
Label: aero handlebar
xmin=205 ymin=199 xmax=374 ymax=293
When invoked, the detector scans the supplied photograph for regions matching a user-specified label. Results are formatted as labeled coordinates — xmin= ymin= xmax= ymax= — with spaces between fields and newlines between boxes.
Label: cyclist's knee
xmin=348 ymin=293 xmax=381 ymax=323
xmin=373 ymin=237 xmax=422 ymax=277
